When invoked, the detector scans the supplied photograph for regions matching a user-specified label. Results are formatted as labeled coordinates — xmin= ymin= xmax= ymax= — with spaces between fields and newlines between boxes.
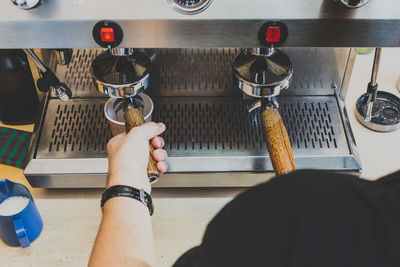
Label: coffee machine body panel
xmin=0 ymin=0 xmax=400 ymax=48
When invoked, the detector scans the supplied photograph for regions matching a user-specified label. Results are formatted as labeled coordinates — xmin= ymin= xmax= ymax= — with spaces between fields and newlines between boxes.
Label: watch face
xmin=168 ymin=0 xmax=213 ymax=14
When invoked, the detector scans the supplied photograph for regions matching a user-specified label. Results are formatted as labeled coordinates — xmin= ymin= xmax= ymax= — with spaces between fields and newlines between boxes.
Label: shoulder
xmin=206 ymin=170 xmax=372 ymax=236
xmin=233 ymin=170 xmax=363 ymax=207
xmin=196 ymin=170 xmax=400 ymax=267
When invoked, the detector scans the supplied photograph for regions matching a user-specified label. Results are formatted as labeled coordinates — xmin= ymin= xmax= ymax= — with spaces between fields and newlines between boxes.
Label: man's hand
xmin=106 ymin=122 xmax=168 ymax=193
xmin=89 ymin=122 xmax=167 ymax=267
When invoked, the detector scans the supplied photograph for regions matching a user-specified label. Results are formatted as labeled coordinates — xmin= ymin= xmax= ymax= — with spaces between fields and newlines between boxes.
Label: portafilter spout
xmin=233 ymin=48 xmax=295 ymax=176
xmin=92 ymin=49 xmax=160 ymax=183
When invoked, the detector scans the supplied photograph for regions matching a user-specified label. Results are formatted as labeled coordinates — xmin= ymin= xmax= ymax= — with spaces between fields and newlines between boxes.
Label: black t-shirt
xmin=173 ymin=170 xmax=400 ymax=267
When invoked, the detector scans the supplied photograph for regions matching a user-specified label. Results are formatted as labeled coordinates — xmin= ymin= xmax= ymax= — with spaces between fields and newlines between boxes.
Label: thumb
xmin=128 ymin=122 xmax=166 ymax=140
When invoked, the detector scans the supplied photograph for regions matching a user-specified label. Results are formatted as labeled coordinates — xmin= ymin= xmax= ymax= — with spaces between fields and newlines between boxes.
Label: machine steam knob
xmin=11 ymin=0 xmax=41 ymax=9
xmin=36 ymin=77 xmax=51 ymax=93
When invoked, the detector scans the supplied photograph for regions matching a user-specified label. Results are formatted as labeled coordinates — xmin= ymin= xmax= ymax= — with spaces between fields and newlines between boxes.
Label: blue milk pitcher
xmin=0 ymin=179 xmax=43 ymax=248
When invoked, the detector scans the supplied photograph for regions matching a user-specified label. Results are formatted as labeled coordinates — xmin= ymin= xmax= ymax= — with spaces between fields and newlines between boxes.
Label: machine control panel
xmin=258 ymin=21 xmax=288 ymax=47
xmin=168 ymin=0 xmax=213 ymax=14
xmin=93 ymin=20 xmax=123 ymax=48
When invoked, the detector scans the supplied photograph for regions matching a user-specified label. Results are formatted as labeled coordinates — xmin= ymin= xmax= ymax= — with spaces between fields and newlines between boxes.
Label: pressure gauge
xmin=168 ymin=0 xmax=213 ymax=15
xmin=11 ymin=0 xmax=41 ymax=9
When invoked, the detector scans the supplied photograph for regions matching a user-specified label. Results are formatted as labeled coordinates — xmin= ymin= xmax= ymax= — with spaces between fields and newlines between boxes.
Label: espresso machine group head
xmin=92 ymin=48 xmax=160 ymax=183
xmin=233 ymin=47 xmax=295 ymax=176
xmin=230 ymin=19 xmax=295 ymax=176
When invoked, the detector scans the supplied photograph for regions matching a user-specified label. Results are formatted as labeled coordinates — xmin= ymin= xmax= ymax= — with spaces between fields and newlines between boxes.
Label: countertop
xmin=1 ymin=48 xmax=400 ymax=267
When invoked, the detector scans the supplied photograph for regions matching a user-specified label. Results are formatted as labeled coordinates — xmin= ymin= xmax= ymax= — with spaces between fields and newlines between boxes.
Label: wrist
xmin=103 ymin=196 xmax=149 ymax=214
xmin=101 ymin=185 xmax=154 ymax=215
xmin=107 ymin=173 xmax=151 ymax=194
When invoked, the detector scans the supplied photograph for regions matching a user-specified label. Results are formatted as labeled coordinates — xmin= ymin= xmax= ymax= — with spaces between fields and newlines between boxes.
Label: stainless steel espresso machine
xmin=1 ymin=0 xmax=399 ymax=188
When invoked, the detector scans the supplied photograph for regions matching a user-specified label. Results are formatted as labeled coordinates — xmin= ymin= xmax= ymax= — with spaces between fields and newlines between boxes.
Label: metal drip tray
xmin=33 ymin=95 xmax=359 ymax=174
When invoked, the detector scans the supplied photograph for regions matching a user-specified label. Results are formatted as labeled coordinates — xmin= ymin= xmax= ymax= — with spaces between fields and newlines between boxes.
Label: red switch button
xmin=100 ymin=28 xmax=115 ymax=43
xmin=266 ymin=27 xmax=281 ymax=43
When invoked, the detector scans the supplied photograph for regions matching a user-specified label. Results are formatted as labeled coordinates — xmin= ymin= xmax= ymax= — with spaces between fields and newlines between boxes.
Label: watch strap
xmin=101 ymin=185 xmax=154 ymax=215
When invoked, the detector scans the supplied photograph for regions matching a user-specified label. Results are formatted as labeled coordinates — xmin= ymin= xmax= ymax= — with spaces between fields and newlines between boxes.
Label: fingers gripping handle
xmin=261 ymin=107 xmax=295 ymax=176
xmin=124 ymin=108 xmax=160 ymax=183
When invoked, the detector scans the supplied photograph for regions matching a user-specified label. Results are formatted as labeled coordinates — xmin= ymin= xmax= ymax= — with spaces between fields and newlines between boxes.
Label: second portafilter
xmin=233 ymin=48 xmax=295 ymax=176
xmin=92 ymin=49 xmax=160 ymax=183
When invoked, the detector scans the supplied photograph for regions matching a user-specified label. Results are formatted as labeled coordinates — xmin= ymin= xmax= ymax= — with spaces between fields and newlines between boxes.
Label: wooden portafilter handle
xmin=124 ymin=107 xmax=160 ymax=184
xmin=261 ymin=106 xmax=295 ymax=176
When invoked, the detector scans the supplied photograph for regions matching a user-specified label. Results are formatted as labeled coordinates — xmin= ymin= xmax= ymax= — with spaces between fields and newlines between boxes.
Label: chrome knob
xmin=11 ymin=0 xmax=41 ymax=9
xmin=339 ymin=0 xmax=368 ymax=8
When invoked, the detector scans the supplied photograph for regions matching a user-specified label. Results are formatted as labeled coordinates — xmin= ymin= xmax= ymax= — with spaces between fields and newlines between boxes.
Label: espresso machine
xmin=1 ymin=0 xmax=399 ymax=188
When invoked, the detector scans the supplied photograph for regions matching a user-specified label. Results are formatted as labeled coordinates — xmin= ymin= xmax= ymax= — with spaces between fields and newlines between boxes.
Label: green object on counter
xmin=357 ymin=48 xmax=374 ymax=55
xmin=0 ymin=127 xmax=32 ymax=168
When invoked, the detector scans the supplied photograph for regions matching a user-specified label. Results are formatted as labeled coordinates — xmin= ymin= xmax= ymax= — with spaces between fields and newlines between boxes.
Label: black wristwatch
xmin=101 ymin=185 xmax=154 ymax=215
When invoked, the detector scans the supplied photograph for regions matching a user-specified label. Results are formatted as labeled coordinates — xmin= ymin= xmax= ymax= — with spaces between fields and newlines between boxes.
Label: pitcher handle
xmin=13 ymin=218 xmax=30 ymax=248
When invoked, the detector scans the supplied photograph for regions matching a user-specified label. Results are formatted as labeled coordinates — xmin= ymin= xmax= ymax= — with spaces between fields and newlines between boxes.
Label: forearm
xmin=89 ymin=197 xmax=155 ymax=267
xmin=89 ymin=123 xmax=166 ymax=266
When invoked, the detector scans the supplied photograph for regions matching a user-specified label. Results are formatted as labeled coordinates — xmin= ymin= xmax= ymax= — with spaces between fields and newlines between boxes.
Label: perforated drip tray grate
xmin=54 ymin=49 xmax=104 ymax=98
xmin=152 ymin=96 xmax=348 ymax=157
xmin=37 ymin=99 xmax=111 ymax=158
xmin=36 ymin=96 xmax=349 ymax=164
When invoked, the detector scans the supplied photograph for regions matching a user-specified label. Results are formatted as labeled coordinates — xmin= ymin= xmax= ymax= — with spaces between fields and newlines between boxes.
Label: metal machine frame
xmin=0 ymin=0 xmax=397 ymax=187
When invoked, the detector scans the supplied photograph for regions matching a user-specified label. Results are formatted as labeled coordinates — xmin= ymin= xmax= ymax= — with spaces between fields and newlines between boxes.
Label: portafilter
xmin=233 ymin=48 xmax=295 ymax=176
xmin=92 ymin=49 xmax=160 ymax=183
